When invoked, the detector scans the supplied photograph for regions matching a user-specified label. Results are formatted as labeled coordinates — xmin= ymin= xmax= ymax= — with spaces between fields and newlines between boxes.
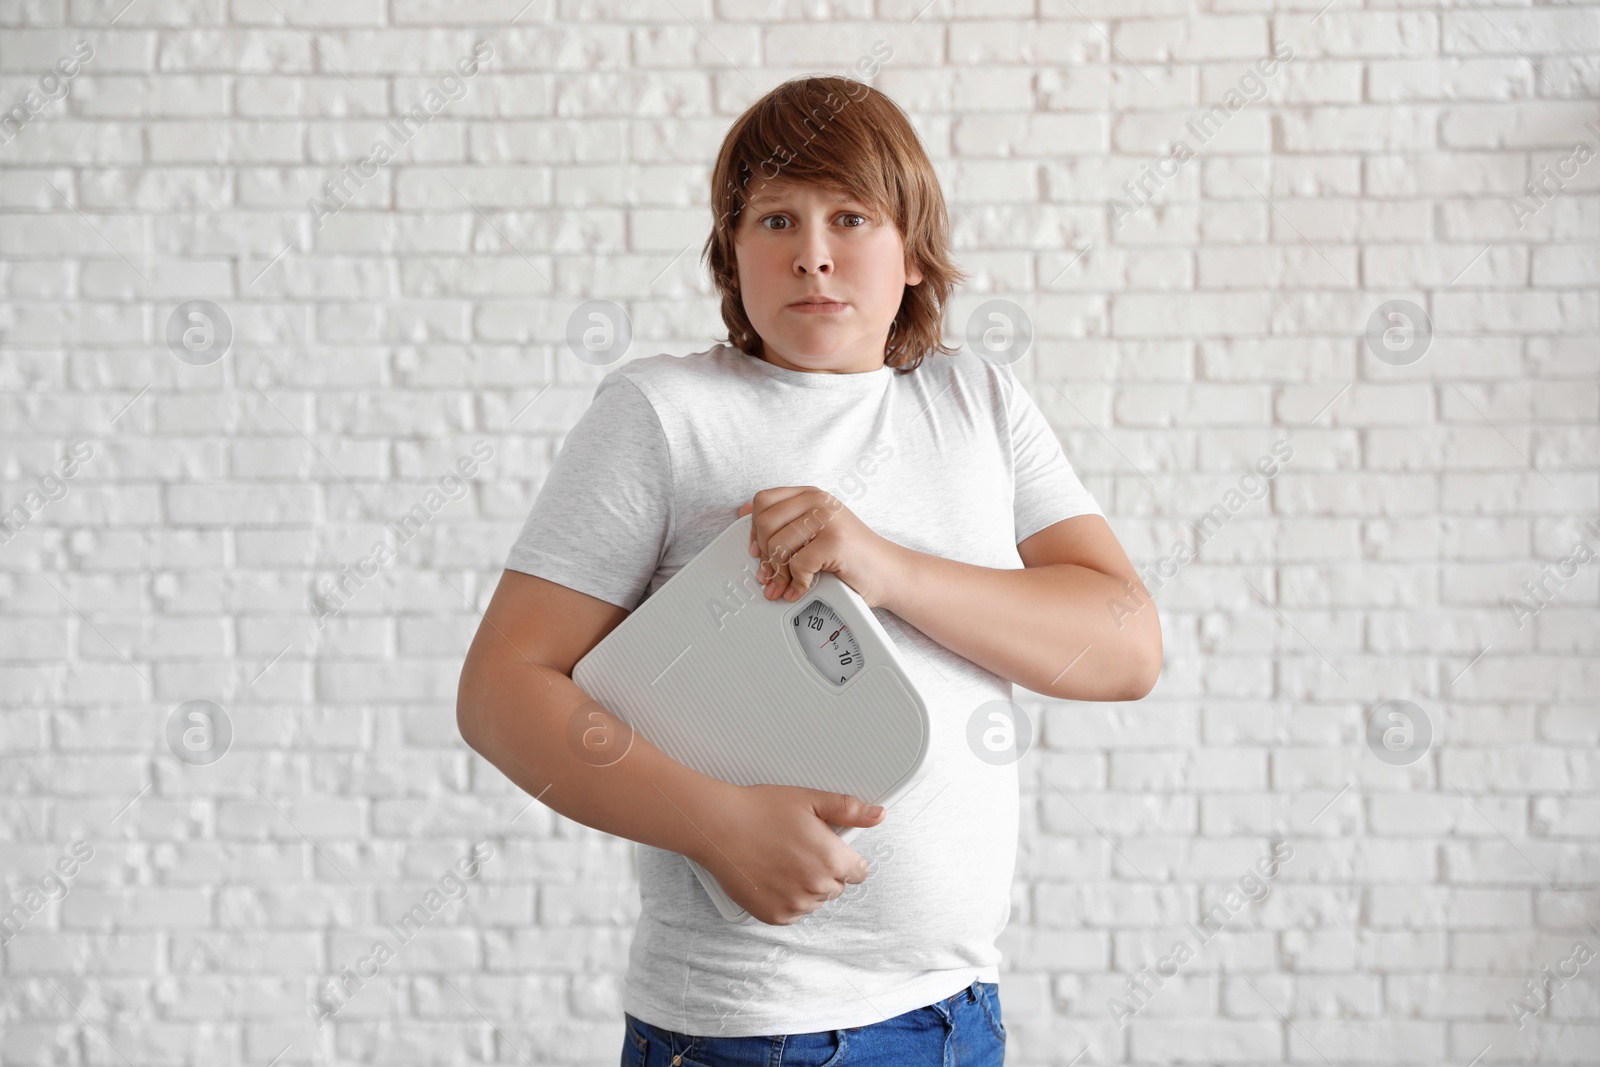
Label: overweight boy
xmin=457 ymin=74 xmax=1161 ymax=1066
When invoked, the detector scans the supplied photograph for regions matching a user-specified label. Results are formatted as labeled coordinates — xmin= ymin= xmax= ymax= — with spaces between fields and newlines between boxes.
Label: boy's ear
xmin=904 ymin=251 xmax=923 ymax=287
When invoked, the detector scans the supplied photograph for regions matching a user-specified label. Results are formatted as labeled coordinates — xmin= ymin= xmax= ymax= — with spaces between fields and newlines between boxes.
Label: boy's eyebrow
xmin=746 ymin=191 xmax=862 ymax=207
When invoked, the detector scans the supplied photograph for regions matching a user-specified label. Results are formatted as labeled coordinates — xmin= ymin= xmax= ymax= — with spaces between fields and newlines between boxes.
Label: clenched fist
xmin=739 ymin=486 xmax=905 ymax=609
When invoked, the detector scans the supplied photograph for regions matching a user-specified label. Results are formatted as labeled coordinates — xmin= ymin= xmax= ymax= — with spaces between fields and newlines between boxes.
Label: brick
xmin=4 ymin=6 xmax=1596 ymax=1053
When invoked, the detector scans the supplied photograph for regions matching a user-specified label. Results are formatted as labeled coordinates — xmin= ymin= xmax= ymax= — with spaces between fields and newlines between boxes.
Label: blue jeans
xmin=621 ymin=978 xmax=1006 ymax=1066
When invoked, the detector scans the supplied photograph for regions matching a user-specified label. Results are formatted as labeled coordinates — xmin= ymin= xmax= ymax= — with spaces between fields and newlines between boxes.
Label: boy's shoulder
xmin=599 ymin=343 xmax=746 ymax=399
xmin=918 ymin=347 xmax=1022 ymax=408
xmin=928 ymin=346 xmax=1010 ymax=383
xmin=608 ymin=342 xmax=738 ymax=379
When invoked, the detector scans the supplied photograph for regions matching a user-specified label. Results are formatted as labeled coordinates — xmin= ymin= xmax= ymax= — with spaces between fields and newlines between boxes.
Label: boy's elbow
xmin=1040 ymin=649 xmax=1160 ymax=702
xmin=1127 ymin=619 xmax=1163 ymax=700
xmin=1091 ymin=610 xmax=1162 ymax=701
xmin=455 ymin=663 xmax=493 ymax=755
xmin=456 ymin=699 xmax=484 ymax=754
xmin=1125 ymin=649 xmax=1162 ymax=700
xmin=1092 ymin=657 xmax=1158 ymax=703
xmin=457 ymin=700 xmax=486 ymax=758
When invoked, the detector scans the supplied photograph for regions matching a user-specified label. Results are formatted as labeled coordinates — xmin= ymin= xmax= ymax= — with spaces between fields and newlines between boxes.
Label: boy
xmin=457 ymin=75 xmax=1162 ymax=1065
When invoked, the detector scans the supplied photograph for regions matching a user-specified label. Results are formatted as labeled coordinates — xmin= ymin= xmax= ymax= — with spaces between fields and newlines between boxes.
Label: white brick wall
xmin=1 ymin=1 xmax=1596 ymax=1065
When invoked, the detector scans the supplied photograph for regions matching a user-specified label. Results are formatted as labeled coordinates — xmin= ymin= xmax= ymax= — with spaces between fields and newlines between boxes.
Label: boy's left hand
xmin=738 ymin=487 xmax=904 ymax=609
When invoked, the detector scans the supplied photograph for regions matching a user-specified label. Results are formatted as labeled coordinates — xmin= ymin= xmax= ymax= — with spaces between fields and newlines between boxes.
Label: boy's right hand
xmin=696 ymin=783 xmax=886 ymax=926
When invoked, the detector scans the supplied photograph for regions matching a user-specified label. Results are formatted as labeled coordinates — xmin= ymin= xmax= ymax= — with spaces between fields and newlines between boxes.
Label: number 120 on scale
xmin=793 ymin=598 xmax=865 ymax=685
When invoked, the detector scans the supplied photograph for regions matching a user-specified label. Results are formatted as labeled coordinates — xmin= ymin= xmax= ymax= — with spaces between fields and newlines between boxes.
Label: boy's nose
xmin=795 ymin=234 xmax=834 ymax=274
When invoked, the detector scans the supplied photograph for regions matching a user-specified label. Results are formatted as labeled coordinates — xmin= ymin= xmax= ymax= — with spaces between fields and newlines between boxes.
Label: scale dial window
xmin=793 ymin=598 xmax=864 ymax=686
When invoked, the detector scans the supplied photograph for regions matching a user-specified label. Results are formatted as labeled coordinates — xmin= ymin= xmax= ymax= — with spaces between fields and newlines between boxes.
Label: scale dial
xmin=793 ymin=598 xmax=865 ymax=686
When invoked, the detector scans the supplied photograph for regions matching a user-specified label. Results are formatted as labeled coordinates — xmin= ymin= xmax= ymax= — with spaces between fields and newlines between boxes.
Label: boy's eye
xmin=758 ymin=213 xmax=869 ymax=230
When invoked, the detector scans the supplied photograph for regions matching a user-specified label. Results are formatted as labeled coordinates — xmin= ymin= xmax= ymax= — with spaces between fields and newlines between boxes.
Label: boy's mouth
xmin=788 ymin=295 xmax=848 ymax=313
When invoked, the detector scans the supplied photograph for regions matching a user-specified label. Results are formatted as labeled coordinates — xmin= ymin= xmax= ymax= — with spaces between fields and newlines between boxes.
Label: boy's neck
xmin=756 ymin=342 xmax=886 ymax=375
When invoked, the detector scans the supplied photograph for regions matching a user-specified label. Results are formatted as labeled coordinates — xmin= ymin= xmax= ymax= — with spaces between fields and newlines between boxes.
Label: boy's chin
xmin=768 ymin=332 xmax=859 ymax=362
xmin=767 ymin=342 xmax=844 ymax=366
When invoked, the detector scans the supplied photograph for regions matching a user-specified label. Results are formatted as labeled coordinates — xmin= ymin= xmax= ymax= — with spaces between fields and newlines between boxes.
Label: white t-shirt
xmin=504 ymin=342 xmax=1103 ymax=1036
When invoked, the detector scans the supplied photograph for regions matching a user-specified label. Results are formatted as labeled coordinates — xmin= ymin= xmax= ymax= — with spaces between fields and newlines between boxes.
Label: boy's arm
xmin=456 ymin=569 xmax=740 ymax=863
xmin=742 ymin=490 xmax=1161 ymax=703
xmin=456 ymin=569 xmax=885 ymax=925
xmin=880 ymin=514 xmax=1162 ymax=702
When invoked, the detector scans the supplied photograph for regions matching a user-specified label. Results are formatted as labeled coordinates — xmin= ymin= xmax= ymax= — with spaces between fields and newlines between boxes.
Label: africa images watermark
xmin=0 ymin=40 xmax=93 ymax=148
xmin=1506 ymin=916 xmax=1600 ymax=1030
xmin=1107 ymin=839 xmax=1295 ymax=1029
xmin=0 ymin=440 xmax=95 ymax=547
xmin=1109 ymin=439 xmax=1294 ymax=627
xmin=714 ymin=42 xmax=894 ymax=229
xmin=306 ymin=39 xmax=495 ymax=230
xmin=1503 ymin=516 xmax=1600 ymax=630
xmin=1506 ymin=119 xmax=1600 ymax=231
xmin=310 ymin=441 xmax=495 ymax=628
xmin=1108 ymin=40 xmax=1294 ymax=229
xmin=307 ymin=841 xmax=496 ymax=1027
xmin=0 ymin=840 xmax=95 ymax=945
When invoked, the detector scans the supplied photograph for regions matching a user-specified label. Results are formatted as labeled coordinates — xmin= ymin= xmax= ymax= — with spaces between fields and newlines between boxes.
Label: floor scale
xmin=572 ymin=513 xmax=932 ymax=924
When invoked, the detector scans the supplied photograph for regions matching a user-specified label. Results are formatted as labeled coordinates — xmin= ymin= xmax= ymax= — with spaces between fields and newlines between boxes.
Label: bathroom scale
xmin=571 ymin=512 xmax=932 ymax=924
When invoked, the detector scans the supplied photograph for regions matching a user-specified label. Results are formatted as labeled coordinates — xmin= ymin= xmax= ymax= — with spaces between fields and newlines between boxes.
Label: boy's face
xmin=732 ymin=179 xmax=922 ymax=374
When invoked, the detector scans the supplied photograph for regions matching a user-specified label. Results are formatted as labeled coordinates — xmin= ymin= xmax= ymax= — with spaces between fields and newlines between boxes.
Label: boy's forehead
xmin=745 ymin=181 xmax=865 ymax=207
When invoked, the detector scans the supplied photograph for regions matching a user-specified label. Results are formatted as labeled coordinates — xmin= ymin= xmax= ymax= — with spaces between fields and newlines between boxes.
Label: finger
xmin=764 ymin=501 xmax=839 ymax=590
xmin=761 ymin=570 xmax=790 ymax=600
xmin=782 ymin=538 xmax=824 ymax=600
xmin=738 ymin=500 xmax=757 ymax=556
xmin=763 ymin=569 xmax=790 ymax=600
xmin=750 ymin=486 xmax=811 ymax=509
xmin=769 ymin=506 xmax=839 ymax=596
xmin=751 ymin=489 xmax=834 ymax=564
xmin=746 ymin=486 xmax=810 ymax=571
xmin=813 ymin=792 xmax=885 ymax=828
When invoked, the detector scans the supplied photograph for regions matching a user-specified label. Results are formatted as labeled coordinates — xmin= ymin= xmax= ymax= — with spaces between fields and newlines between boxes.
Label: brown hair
xmin=700 ymin=75 xmax=967 ymax=373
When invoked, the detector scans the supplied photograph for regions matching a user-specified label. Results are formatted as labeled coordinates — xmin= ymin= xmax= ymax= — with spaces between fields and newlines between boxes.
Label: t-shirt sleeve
xmin=1002 ymin=367 xmax=1104 ymax=543
xmin=503 ymin=373 xmax=672 ymax=610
